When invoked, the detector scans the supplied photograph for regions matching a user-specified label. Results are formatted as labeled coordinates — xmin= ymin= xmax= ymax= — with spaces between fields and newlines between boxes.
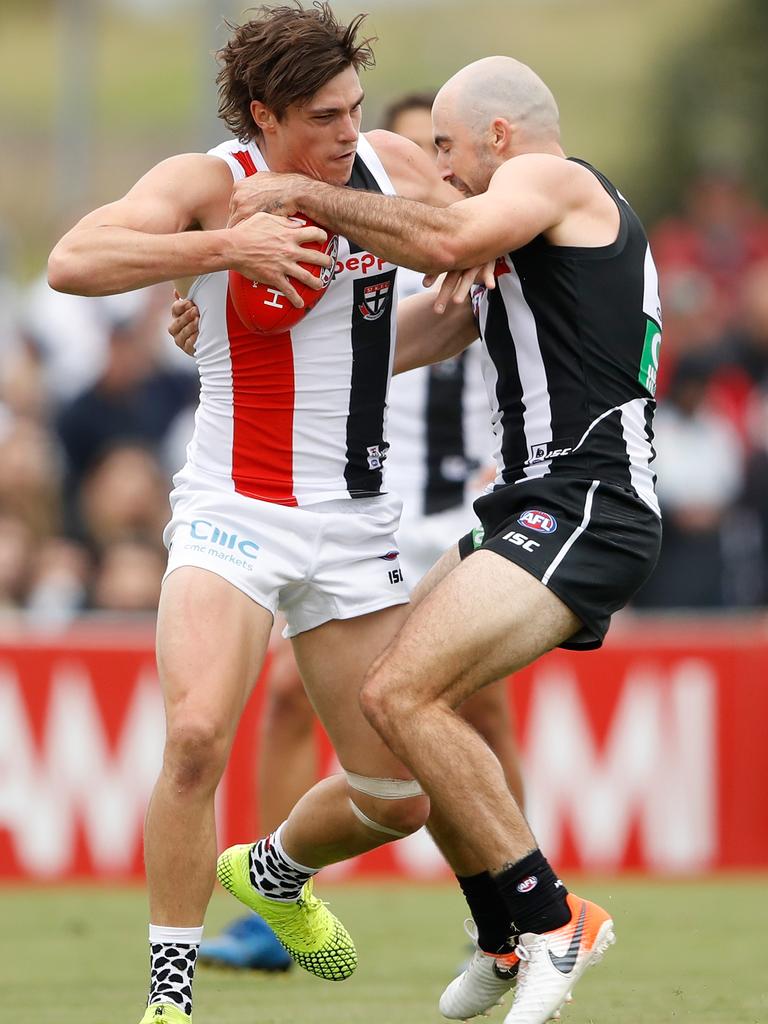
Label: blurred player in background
xmin=192 ymin=91 xmax=524 ymax=973
xmin=223 ymin=53 xmax=663 ymax=1024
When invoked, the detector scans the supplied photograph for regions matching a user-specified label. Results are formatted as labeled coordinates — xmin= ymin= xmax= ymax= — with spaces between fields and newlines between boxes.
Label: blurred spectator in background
xmin=634 ymin=355 xmax=749 ymax=608
xmin=56 ymin=292 xmax=196 ymax=494
xmin=618 ymin=170 xmax=768 ymax=613
xmin=22 ymin=281 xmax=140 ymax=405
xmin=653 ymin=268 xmax=722 ymax=384
xmin=0 ymin=226 xmax=21 ymax=363
xmin=0 ymin=275 xmax=195 ymax=620
xmin=78 ymin=444 xmax=170 ymax=548
xmin=21 ymin=279 xmax=190 ymax=406
xmin=708 ymin=261 xmax=768 ymax=441
xmin=0 ymin=418 xmax=62 ymax=538
xmin=92 ymin=539 xmax=165 ymax=613
xmin=25 ymin=537 xmax=91 ymax=624
xmin=381 ymin=92 xmax=436 ymax=156
xmin=651 ymin=166 xmax=768 ymax=339
xmin=725 ymin=262 xmax=768 ymax=386
xmin=0 ymin=515 xmax=33 ymax=613
xmin=736 ymin=386 xmax=768 ymax=605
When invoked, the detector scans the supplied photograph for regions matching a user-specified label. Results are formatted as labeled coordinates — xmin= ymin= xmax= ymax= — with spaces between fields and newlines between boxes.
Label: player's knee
xmin=358 ymin=675 xmax=395 ymax=737
xmin=163 ymin=714 xmax=230 ymax=791
xmin=359 ymin=667 xmax=414 ymax=739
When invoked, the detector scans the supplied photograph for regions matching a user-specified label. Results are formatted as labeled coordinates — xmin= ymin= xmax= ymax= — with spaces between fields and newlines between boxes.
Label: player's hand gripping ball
xmin=229 ymin=215 xmax=339 ymax=334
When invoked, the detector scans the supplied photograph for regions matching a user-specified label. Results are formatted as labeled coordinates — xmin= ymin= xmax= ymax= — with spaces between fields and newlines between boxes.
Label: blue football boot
xmin=199 ymin=913 xmax=293 ymax=971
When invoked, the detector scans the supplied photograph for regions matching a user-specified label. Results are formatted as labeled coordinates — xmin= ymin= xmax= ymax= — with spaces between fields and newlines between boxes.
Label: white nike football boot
xmin=439 ymin=920 xmax=519 ymax=1020
xmin=502 ymin=894 xmax=615 ymax=1024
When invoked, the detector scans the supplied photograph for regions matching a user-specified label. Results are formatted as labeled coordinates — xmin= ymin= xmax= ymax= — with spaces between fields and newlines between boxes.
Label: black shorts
xmin=458 ymin=477 xmax=662 ymax=650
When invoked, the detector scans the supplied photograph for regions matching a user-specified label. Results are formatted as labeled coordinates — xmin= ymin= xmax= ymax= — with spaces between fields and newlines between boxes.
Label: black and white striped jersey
xmin=386 ymin=341 xmax=494 ymax=516
xmin=473 ymin=159 xmax=662 ymax=516
xmin=385 ymin=267 xmax=494 ymax=517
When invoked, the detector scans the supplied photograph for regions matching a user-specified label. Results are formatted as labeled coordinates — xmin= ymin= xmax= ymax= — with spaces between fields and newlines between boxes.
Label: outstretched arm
xmin=227 ymin=153 xmax=577 ymax=275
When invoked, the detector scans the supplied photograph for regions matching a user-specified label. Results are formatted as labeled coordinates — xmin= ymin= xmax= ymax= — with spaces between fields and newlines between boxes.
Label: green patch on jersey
xmin=639 ymin=318 xmax=662 ymax=396
xmin=471 ymin=525 xmax=485 ymax=550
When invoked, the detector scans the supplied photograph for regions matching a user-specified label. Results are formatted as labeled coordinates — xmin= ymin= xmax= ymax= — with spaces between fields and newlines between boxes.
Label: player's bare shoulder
xmin=363 ymin=130 xmax=456 ymax=206
xmin=124 ymin=152 xmax=235 ymax=232
xmin=488 ymin=153 xmax=575 ymax=195
xmin=489 ymin=154 xmax=619 ymax=247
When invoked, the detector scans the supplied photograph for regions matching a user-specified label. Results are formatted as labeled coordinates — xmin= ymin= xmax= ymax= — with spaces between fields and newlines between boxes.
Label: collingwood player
xmin=222 ymin=55 xmax=662 ymax=1024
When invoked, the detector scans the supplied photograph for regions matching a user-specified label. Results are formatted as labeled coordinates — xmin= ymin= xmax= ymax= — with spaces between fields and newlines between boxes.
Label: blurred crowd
xmin=2 ymin=166 xmax=768 ymax=620
xmin=637 ymin=168 xmax=768 ymax=609
xmin=0 ymin=271 xmax=196 ymax=620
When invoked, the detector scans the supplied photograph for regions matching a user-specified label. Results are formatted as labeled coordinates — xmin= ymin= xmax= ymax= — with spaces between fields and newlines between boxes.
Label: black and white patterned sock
xmin=248 ymin=822 xmax=319 ymax=902
xmin=147 ymin=924 xmax=203 ymax=1017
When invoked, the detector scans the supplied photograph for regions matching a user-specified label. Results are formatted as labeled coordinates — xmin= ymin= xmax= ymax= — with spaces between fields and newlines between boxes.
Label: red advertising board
xmin=1 ymin=618 xmax=766 ymax=880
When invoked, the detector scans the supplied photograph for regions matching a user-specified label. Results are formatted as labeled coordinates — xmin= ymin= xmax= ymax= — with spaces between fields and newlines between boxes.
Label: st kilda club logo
xmin=358 ymin=278 xmax=391 ymax=321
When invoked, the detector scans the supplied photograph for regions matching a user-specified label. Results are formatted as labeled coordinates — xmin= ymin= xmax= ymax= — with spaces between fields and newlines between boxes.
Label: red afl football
xmin=228 ymin=215 xmax=339 ymax=335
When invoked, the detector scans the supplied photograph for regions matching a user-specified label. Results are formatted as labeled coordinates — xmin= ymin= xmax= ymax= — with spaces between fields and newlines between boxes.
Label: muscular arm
xmin=242 ymin=153 xmax=609 ymax=275
xmin=48 ymin=154 xmax=330 ymax=301
xmin=393 ymin=289 xmax=478 ymax=375
xmin=291 ymin=154 xmax=574 ymax=272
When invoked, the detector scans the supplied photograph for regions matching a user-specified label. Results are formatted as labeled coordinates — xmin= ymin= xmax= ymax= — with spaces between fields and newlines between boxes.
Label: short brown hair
xmin=217 ymin=2 xmax=376 ymax=142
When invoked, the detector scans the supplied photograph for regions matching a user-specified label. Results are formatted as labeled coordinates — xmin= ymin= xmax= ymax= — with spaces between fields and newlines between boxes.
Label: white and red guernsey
xmin=184 ymin=134 xmax=398 ymax=506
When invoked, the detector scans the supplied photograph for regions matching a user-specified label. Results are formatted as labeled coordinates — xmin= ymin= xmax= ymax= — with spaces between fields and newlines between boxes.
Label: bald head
xmin=436 ymin=56 xmax=560 ymax=146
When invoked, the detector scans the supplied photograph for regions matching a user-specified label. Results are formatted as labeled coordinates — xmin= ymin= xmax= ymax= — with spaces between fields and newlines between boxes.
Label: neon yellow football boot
xmin=138 ymin=1004 xmax=191 ymax=1024
xmin=216 ymin=843 xmax=357 ymax=980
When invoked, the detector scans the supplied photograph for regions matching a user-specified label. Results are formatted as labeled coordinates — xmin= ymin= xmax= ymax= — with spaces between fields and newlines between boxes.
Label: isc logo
xmin=517 ymin=510 xmax=557 ymax=534
xmin=502 ymin=531 xmax=540 ymax=552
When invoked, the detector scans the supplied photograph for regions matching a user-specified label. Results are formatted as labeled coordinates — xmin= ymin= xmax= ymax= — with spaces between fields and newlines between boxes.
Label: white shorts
xmin=163 ymin=471 xmax=409 ymax=638
xmin=395 ymin=500 xmax=480 ymax=583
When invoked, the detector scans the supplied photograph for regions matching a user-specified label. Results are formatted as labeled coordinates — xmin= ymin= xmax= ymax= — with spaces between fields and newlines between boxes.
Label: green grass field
xmin=1 ymin=878 xmax=766 ymax=1023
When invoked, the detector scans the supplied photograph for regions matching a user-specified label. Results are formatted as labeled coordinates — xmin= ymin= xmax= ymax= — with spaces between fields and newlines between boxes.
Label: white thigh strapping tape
xmin=345 ymin=771 xmax=424 ymax=800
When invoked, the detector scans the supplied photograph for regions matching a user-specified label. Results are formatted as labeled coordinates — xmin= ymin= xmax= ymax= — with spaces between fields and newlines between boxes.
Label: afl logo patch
xmin=516 ymin=875 xmax=538 ymax=893
xmin=518 ymin=510 xmax=557 ymax=534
